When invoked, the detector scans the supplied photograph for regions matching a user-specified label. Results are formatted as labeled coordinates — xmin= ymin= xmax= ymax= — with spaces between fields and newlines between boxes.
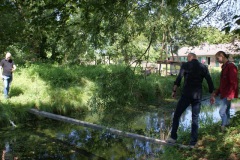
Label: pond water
xmin=0 ymin=99 xmax=239 ymax=159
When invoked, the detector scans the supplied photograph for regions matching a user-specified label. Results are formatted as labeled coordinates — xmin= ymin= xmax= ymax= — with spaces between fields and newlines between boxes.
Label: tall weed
xmin=0 ymin=63 xmax=221 ymax=126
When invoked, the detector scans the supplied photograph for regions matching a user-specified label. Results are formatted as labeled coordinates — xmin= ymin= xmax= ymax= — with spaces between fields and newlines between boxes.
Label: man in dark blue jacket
xmin=166 ymin=53 xmax=214 ymax=147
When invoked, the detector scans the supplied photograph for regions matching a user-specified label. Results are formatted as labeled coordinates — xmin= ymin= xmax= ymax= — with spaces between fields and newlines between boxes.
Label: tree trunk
xmin=39 ymin=36 xmax=47 ymax=59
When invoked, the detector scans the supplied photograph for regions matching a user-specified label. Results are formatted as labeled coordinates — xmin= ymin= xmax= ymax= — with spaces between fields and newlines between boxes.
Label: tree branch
xmin=129 ymin=27 xmax=156 ymax=72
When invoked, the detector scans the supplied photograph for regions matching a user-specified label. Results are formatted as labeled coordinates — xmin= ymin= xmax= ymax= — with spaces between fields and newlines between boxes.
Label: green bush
xmin=0 ymin=63 xmax=222 ymax=126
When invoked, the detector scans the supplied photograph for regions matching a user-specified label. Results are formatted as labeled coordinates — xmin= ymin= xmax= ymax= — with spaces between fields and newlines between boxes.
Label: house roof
xmin=176 ymin=41 xmax=240 ymax=57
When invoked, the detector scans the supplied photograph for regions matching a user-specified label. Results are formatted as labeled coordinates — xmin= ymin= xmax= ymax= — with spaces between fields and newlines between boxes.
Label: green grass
xmin=0 ymin=63 xmax=180 ymax=125
xmin=0 ymin=63 xmax=226 ymax=125
xmin=0 ymin=62 xmax=239 ymax=159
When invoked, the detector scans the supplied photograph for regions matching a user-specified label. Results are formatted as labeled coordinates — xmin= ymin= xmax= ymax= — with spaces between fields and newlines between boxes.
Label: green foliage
xmin=233 ymin=54 xmax=240 ymax=69
xmin=223 ymin=15 xmax=240 ymax=36
xmin=0 ymin=62 xmax=223 ymax=128
xmin=160 ymin=147 xmax=186 ymax=160
xmin=0 ymin=65 xmax=138 ymax=122
xmin=0 ymin=1 xmax=26 ymax=52
xmin=202 ymin=69 xmax=221 ymax=94
xmin=0 ymin=63 xmax=239 ymax=159
xmin=198 ymin=27 xmax=233 ymax=44
xmin=2 ymin=0 xmax=234 ymax=65
xmin=0 ymin=63 xmax=183 ymax=126
xmin=144 ymin=74 xmax=177 ymax=100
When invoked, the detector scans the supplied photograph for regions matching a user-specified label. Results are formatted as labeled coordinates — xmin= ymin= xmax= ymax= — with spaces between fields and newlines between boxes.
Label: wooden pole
xmin=166 ymin=63 xmax=167 ymax=76
xmin=29 ymin=109 xmax=190 ymax=148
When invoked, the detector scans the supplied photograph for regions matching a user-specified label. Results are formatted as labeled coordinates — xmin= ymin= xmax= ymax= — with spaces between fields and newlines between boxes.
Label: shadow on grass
xmin=2 ymin=64 xmax=175 ymax=140
xmin=10 ymin=87 xmax=24 ymax=97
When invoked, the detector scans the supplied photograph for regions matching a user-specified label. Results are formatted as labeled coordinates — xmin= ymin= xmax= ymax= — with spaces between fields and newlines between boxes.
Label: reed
xmin=0 ymin=63 xmax=222 ymax=127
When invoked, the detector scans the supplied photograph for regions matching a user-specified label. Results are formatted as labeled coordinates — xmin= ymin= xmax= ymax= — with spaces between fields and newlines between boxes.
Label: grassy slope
xmin=0 ymin=63 xmax=239 ymax=159
xmin=0 ymin=63 xmax=178 ymax=124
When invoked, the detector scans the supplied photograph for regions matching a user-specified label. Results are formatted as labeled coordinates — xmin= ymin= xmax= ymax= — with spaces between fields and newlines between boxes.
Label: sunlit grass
xmin=0 ymin=64 xmax=100 ymax=126
xmin=0 ymin=63 xmax=238 ymax=130
xmin=0 ymin=63 xmax=239 ymax=159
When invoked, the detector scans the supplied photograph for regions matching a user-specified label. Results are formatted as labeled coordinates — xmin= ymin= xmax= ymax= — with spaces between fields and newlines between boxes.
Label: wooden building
xmin=171 ymin=42 xmax=240 ymax=67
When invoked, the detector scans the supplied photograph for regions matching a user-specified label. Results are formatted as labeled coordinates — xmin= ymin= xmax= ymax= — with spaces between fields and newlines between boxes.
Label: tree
xmin=0 ymin=0 xmax=239 ymax=64
xmin=0 ymin=1 xmax=26 ymax=53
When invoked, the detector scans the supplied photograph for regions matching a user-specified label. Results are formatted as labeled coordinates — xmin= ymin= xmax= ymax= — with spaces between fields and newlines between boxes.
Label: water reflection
xmin=60 ymin=128 xmax=162 ymax=159
xmin=0 ymin=99 xmax=239 ymax=159
xmin=180 ymin=98 xmax=239 ymax=130
xmin=2 ymin=141 xmax=19 ymax=160
xmin=0 ymin=127 xmax=106 ymax=160
xmin=142 ymin=98 xmax=239 ymax=134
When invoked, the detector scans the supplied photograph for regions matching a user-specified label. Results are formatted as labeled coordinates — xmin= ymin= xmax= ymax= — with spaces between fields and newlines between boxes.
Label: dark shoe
xmin=189 ymin=144 xmax=196 ymax=149
xmin=166 ymin=137 xmax=176 ymax=144
xmin=221 ymin=126 xmax=226 ymax=132
xmin=189 ymin=141 xmax=197 ymax=149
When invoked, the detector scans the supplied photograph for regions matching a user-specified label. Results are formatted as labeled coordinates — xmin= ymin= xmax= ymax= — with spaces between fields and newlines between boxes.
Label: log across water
xmin=29 ymin=109 xmax=190 ymax=148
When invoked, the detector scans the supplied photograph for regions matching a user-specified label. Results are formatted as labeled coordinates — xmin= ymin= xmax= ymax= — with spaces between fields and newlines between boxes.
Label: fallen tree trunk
xmin=29 ymin=109 xmax=190 ymax=148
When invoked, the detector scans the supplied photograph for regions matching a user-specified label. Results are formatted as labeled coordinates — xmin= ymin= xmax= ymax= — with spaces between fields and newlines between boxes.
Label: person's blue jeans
xmin=2 ymin=75 xmax=12 ymax=98
xmin=170 ymin=95 xmax=201 ymax=145
xmin=219 ymin=98 xmax=231 ymax=126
